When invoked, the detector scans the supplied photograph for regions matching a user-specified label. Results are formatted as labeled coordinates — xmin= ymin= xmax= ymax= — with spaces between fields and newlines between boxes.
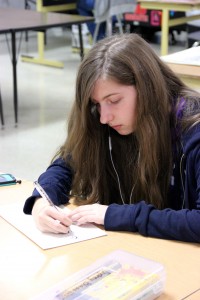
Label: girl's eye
xmin=109 ymin=99 xmax=120 ymax=104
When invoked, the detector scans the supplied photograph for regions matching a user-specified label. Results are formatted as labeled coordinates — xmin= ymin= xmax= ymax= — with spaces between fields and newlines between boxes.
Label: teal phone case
xmin=0 ymin=173 xmax=17 ymax=186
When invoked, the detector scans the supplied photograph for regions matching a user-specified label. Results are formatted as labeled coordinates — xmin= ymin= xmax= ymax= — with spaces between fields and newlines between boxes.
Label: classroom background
xmin=0 ymin=0 xmax=200 ymax=181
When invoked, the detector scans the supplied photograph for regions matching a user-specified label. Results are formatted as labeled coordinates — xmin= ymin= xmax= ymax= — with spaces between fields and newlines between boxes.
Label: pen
xmin=33 ymin=181 xmax=59 ymax=211
xmin=33 ymin=181 xmax=76 ymax=237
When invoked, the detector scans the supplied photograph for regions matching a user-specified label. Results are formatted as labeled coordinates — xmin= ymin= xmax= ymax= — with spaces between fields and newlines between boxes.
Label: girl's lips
xmin=112 ymin=125 xmax=121 ymax=131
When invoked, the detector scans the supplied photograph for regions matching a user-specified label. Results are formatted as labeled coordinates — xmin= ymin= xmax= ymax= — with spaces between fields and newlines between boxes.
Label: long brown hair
xmin=56 ymin=33 xmax=200 ymax=208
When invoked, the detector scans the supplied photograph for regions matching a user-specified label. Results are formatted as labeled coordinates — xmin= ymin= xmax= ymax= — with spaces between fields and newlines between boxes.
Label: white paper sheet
xmin=0 ymin=202 xmax=107 ymax=249
xmin=161 ymin=46 xmax=200 ymax=66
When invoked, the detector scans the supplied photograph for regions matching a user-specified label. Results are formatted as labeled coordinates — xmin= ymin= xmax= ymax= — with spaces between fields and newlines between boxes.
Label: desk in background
xmin=138 ymin=0 xmax=200 ymax=55
xmin=36 ymin=0 xmax=76 ymax=12
xmin=0 ymin=180 xmax=200 ymax=299
xmin=162 ymin=46 xmax=200 ymax=88
xmin=23 ymin=0 xmax=77 ymax=68
xmin=0 ymin=7 xmax=93 ymax=125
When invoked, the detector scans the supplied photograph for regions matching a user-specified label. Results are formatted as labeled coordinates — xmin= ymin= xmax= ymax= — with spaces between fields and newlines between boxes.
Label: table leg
xmin=11 ymin=30 xmax=18 ymax=125
xmin=161 ymin=9 xmax=169 ymax=56
xmin=78 ymin=24 xmax=84 ymax=60
xmin=21 ymin=31 xmax=64 ymax=68
xmin=38 ymin=32 xmax=44 ymax=59
xmin=0 ymin=88 xmax=4 ymax=128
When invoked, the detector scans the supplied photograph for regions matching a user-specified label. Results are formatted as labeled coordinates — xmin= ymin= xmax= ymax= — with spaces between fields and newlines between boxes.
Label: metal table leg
xmin=0 ymin=88 xmax=4 ymax=127
xmin=78 ymin=23 xmax=84 ymax=60
xmin=11 ymin=30 xmax=18 ymax=125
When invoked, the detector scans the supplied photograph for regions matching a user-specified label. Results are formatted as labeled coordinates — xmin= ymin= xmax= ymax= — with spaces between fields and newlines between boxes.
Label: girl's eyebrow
xmin=103 ymin=92 xmax=120 ymax=100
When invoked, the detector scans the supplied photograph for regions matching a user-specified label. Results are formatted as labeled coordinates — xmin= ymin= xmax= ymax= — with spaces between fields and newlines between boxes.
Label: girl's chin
xmin=115 ymin=128 xmax=133 ymax=135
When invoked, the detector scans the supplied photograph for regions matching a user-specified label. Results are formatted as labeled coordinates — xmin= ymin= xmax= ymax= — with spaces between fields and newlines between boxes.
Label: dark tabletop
xmin=0 ymin=7 xmax=94 ymax=33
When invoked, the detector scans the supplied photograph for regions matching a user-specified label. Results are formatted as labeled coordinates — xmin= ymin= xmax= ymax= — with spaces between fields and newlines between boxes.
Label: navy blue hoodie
xmin=23 ymin=123 xmax=200 ymax=243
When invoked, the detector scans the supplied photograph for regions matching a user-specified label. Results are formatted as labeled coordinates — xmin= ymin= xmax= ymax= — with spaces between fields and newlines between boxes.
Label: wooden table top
xmin=0 ymin=180 xmax=200 ymax=299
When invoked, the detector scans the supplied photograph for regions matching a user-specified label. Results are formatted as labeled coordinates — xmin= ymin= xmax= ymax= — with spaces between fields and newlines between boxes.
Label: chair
xmin=0 ymin=89 xmax=4 ymax=128
xmin=25 ymin=0 xmax=36 ymax=9
xmin=93 ymin=0 xmax=136 ymax=43
xmin=188 ymin=31 xmax=200 ymax=48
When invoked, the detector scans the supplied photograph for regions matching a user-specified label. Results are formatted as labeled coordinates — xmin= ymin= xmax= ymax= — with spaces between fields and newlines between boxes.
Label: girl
xmin=24 ymin=34 xmax=200 ymax=243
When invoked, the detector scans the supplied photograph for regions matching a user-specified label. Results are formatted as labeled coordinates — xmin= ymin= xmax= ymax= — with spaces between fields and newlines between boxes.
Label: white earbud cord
xmin=109 ymin=135 xmax=135 ymax=205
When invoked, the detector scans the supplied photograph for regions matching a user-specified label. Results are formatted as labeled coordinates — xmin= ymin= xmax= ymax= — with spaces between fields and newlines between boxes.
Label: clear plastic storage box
xmin=33 ymin=249 xmax=166 ymax=300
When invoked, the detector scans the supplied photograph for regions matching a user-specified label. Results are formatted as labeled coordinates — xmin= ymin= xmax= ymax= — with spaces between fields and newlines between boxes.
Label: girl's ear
xmin=91 ymin=104 xmax=98 ymax=117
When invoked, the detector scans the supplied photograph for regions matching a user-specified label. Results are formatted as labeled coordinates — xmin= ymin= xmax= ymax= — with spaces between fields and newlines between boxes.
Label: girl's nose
xmin=99 ymin=105 xmax=113 ymax=124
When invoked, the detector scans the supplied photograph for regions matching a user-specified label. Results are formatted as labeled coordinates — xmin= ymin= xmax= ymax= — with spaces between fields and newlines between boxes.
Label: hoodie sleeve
xmin=23 ymin=158 xmax=73 ymax=214
xmin=104 ymin=202 xmax=200 ymax=243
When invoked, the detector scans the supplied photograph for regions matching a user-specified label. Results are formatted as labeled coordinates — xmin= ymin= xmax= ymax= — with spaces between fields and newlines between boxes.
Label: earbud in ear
xmin=91 ymin=104 xmax=98 ymax=117
xmin=91 ymin=105 xmax=96 ymax=115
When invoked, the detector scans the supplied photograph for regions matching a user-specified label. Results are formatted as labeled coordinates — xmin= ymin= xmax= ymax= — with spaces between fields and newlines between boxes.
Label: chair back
xmin=93 ymin=0 xmax=136 ymax=42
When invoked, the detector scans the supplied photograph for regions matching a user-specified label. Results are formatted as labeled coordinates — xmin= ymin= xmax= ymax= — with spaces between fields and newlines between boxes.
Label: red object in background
xmin=125 ymin=4 xmax=149 ymax=23
xmin=124 ymin=4 xmax=162 ymax=27
xmin=150 ymin=10 xmax=162 ymax=26
xmin=135 ymin=3 xmax=147 ymax=15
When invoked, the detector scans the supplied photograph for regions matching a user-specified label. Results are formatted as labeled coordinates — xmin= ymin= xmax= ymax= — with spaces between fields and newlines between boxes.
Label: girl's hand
xmin=32 ymin=198 xmax=72 ymax=234
xmin=68 ymin=203 xmax=108 ymax=226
